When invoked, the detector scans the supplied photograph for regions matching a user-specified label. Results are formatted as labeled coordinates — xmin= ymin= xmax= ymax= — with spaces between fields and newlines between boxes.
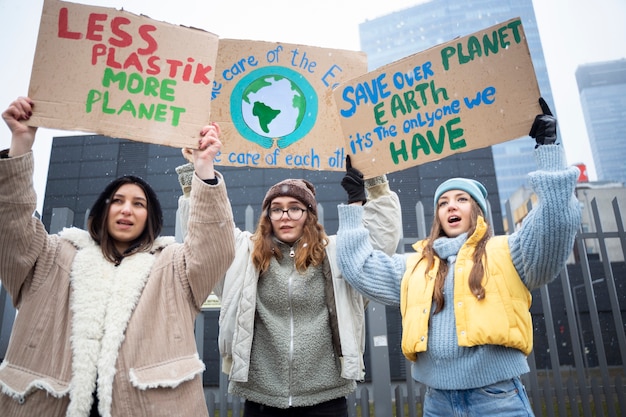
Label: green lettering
xmin=467 ymin=36 xmax=483 ymax=61
xmin=439 ymin=19 xmax=524 ymax=71
xmin=138 ymin=103 xmax=155 ymax=119
xmin=154 ymin=103 xmax=167 ymax=122
xmin=426 ymin=126 xmax=446 ymax=154
xmin=389 ymin=139 xmax=408 ymax=164
xmin=160 ymin=79 xmax=176 ymax=101
xmin=170 ymin=106 xmax=186 ymax=126
xmin=127 ymin=73 xmax=144 ymax=94
xmin=411 ymin=132 xmax=431 ymax=160
xmin=102 ymin=91 xmax=115 ymax=114
xmin=144 ymin=77 xmax=160 ymax=98
xmin=374 ymin=102 xmax=387 ymax=125
xmin=414 ymin=83 xmax=430 ymax=106
xmin=430 ymin=80 xmax=448 ymax=104
xmin=457 ymin=42 xmax=471 ymax=65
xmin=440 ymin=46 xmax=455 ymax=71
xmin=403 ymin=90 xmax=420 ymax=113
xmin=86 ymin=90 xmax=101 ymax=113
xmin=447 ymin=117 xmax=466 ymax=150
xmin=390 ymin=94 xmax=407 ymax=118
xmin=482 ymin=32 xmax=499 ymax=56
xmin=102 ymin=67 xmax=127 ymax=89
xmin=507 ymin=20 xmax=523 ymax=43
xmin=117 ymin=99 xmax=137 ymax=117
xmin=498 ymin=26 xmax=512 ymax=48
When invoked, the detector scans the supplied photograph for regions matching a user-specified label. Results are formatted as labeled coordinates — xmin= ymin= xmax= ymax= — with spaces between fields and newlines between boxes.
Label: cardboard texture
xmin=27 ymin=0 xmax=219 ymax=148
xmin=210 ymin=39 xmax=367 ymax=171
xmin=333 ymin=17 xmax=541 ymax=179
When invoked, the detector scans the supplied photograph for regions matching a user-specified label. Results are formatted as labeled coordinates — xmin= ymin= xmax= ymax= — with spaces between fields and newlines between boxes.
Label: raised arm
xmin=179 ymin=123 xmax=236 ymax=308
xmin=508 ymin=144 xmax=580 ymax=290
xmin=509 ymin=98 xmax=581 ymax=290
xmin=336 ymin=203 xmax=407 ymax=306
xmin=341 ymin=155 xmax=402 ymax=255
xmin=0 ymin=97 xmax=52 ymax=304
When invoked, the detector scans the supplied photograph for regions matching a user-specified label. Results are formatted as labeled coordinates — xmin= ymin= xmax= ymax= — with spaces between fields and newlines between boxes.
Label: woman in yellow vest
xmin=336 ymin=98 xmax=581 ymax=416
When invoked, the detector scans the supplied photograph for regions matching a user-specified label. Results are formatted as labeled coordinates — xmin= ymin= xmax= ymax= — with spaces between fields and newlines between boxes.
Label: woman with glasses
xmin=176 ymin=157 xmax=402 ymax=417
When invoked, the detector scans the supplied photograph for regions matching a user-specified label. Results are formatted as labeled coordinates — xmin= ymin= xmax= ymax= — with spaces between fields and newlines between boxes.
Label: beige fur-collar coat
xmin=0 ymin=152 xmax=235 ymax=417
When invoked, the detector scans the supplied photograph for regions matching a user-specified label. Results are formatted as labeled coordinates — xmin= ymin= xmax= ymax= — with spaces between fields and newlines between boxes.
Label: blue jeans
xmin=243 ymin=397 xmax=347 ymax=417
xmin=423 ymin=377 xmax=535 ymax=416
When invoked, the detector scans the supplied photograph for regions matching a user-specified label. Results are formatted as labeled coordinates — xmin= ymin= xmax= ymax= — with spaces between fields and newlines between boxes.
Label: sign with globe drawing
xmin=230 ymin=66 xmax=317 ymax=150
xmin=210 ymin=39 xmax=367 ymax=171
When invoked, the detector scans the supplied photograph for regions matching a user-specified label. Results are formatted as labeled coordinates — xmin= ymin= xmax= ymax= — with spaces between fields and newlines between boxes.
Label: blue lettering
xmin=285 ymin=149 xmax=320 ymax=168
xmin=463 ymin=86 xmax=496 ymax=109
xmin=339 ymin=73 xmax=391 ymax=118
xmin=222 ymin=56 xmax=259 ymax=81
xmin=228 ymin=151 xmax=261 ymax=165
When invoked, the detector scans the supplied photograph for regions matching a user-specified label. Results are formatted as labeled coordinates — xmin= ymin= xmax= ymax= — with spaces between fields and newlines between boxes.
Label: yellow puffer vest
xmin=400 ymin=217 xmax=533 ymax=361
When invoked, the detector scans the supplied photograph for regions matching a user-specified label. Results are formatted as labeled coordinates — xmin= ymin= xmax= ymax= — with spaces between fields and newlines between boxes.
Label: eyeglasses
xmin=268 ymin=207 xmax=307 ymax=221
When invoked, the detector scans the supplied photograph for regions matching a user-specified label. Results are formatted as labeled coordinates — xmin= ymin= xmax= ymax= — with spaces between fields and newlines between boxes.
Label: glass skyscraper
xmin=576 ymin=59 xmax=626 ymax=185
xmin=358 ymin=0 xmax=556 ymax=213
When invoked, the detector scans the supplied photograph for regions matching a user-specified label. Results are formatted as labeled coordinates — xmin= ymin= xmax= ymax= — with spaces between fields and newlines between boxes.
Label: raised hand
xmin=529 ymin=97 xmax=557 ymax=147
xmin=2 ymin=97 xmax=38 ymax=157
xmin=193 ymin=122 xmax=221 ymax=180
xmin=341 ymin=155 xmax=366 ymax=205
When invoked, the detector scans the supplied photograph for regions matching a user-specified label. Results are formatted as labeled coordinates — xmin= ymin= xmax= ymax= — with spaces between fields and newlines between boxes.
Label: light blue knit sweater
xmin=336 ymin=144 xmax=581 ymax=390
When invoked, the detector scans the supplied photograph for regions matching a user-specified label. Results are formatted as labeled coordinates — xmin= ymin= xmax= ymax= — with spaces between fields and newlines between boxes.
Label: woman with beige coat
xmin=0 ymin=96 xmax=236 ymax=417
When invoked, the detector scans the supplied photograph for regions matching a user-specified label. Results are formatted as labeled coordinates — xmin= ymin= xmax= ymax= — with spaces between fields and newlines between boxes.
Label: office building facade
xmin=576 ymin=59 xmax=626 ymax=186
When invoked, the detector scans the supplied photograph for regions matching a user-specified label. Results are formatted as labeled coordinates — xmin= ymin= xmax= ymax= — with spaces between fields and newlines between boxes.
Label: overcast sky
xmin=1 ymin=0 xmax=625 ymax=212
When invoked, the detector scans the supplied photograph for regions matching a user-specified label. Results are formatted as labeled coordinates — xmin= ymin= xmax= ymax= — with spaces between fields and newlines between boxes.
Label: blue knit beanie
xmin=434 ymin=178 xmax=488 ymax=215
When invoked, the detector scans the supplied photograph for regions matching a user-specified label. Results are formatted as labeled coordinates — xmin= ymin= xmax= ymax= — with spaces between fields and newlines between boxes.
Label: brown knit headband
xmin=262 ymin=179 xmax=317 ymax=215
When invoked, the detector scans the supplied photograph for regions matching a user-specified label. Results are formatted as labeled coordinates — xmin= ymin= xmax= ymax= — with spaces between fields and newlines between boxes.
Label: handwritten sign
xmin=27 ymin=0 xmax=219 ymax=148
xmin=210 ymin=39 xmax=367 ymax=171
xmin=333 ymin=17 xmax=541 ymax=178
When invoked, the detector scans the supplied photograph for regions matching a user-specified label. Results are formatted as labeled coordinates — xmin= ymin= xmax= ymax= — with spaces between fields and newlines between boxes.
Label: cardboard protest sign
xmin=209 ymin=39 xmax=367 ymax=171
xmin=333 ymin=17 xmax=541 ymax=178
xmin=27 ymin=0 xmax=219 ymax=148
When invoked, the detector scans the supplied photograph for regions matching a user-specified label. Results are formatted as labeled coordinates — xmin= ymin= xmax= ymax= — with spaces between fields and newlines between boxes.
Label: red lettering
xmin=92 ymin=44 xmax=107 ymax=65
xmin=86 ymin=13 xmax=107 ymax=41
xmin=137 ymin=25 xmax=158 ymax=55
xmin=183 ymin=58 xmax=194 ymax=81
xmin=109 ymin=17 xmax=132 ymax=47
xmin=166 ymin=59 xmax=183 ymax=78
xmin=106 ymin=47 xmax=122 ymax=69
xmin=147 ymin=56 xmax=160 ymax=75
xmin=123 ymin=52 xmax=143 ymax=72
xmin=58 ymin=7 xmax=81 ymax=39
xmin=193 ymin=63 xmax=213 ymax=85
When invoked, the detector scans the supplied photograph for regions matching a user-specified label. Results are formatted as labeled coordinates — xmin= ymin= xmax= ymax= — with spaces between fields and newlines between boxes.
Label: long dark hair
xmin=87 ymin=175 xmax=163 ymax=264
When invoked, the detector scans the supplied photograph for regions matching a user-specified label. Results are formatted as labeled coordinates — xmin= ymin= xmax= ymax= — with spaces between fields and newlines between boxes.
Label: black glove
xmin=341 ymin=155 xmax=366 ymax=204
xmin=529 ymin=97 xmax=557 ymax=147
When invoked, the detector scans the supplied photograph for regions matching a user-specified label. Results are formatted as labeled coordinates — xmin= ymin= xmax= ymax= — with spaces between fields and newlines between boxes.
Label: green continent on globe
xmin=252 ymin=101 xmax=281 ymax=134
xmin=241 ymin=74 xmax=307 ymax=139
